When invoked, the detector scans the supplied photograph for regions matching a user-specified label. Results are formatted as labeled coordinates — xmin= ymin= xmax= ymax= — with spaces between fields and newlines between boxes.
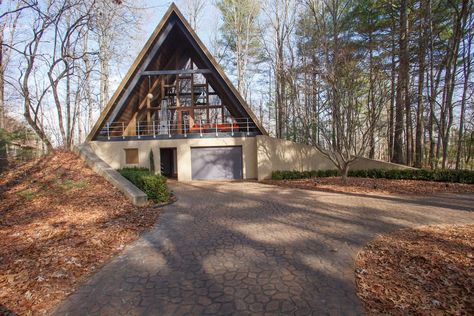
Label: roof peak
xmin=86 ymin=1 xmax=267 ymax=141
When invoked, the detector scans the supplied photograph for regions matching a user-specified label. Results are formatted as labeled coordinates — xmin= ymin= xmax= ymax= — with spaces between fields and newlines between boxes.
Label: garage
xmin=191 ymin=146 xmax=243 ymax=180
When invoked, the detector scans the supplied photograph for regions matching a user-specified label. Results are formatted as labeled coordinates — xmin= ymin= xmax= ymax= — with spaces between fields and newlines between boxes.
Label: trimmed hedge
xmin=119 ymin=168 xmax=169 ymax=202
xmin=272 ymin=169 xmax=340 ymax=180
xmin=271 ymin=168 xmax=474 ymax=184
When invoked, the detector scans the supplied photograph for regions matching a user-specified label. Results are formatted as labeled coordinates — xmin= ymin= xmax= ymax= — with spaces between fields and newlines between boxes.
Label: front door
xmin=160 ymin=148 xmax=177 ymax=178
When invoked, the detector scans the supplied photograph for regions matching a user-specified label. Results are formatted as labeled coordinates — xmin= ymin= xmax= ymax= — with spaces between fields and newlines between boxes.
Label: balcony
xmin=96 ymin=118 xmax=260 ymax=141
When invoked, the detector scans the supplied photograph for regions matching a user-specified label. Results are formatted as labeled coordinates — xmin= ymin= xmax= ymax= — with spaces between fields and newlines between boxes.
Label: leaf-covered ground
xmin=355 ymin=224 xmax=474 ymax=315
xmin=0 ymin=152 xmax=162 ymax=315
xmin=264 ymin=177 xmax=474 ymax=195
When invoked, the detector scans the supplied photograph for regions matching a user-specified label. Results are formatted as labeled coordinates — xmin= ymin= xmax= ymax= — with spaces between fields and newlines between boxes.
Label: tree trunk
xmin=24 ymin=97 xmax=53 ymax=151
xmin=415 ymin=0 xmax=428 ymax=168
xmin=0 ymin=25 xmax=4 ymax=130
xmin=341 ymin=163 xmax=349 ymax=184
xmin=388 ymin=21 xmax=396 ymax=161
xmin=393 ymin=0 xmax=408 ymax=165
xmin=0 ymin=22 xmax=5 ymax=168
xmin=404 ymin=1 xmax=412 ymax=166
xmin=368 ymin=29 xmax=375 ymax=159
xmin=99 ymin=41 xmax=109 ymax=111
xmin=456 ymin=16 xmax=472 ymax=169
xmin=441 ymin=0 xmax=468 ymax=168
xmin=427 ymin=0 xmax=437 ymax=169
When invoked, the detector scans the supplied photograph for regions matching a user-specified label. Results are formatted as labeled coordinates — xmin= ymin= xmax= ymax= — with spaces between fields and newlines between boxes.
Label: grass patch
xmin=56 ymin=179 xmax=88 ymax=191
xmin=16 ymin=189 xmax=36 ymax=200
xmin=119 ymin=168 xmax=169 ymax=203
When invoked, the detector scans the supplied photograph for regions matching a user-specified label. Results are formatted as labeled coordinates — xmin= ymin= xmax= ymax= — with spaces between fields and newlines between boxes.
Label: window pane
xmin=193 ymin=109 xmax=206 ymax=123
xmin=193 ymin=73 xmax=206 ymax=85
xmin=194 ymin=86 xmax=207 ymax=106
xmin=178 ymin=79 xmax=192 ymax=107
xmin=209 ymin=108 xmax=222 ymax=123
xmin=209 ymin=94 xmax=221 ymax=106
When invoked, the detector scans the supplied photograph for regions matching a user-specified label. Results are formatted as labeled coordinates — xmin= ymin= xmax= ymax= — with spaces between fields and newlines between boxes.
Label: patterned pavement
xmin=54 ymin=181 xmax=474 ymax=315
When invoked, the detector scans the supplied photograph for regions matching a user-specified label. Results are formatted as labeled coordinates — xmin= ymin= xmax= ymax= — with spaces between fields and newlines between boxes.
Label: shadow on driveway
xmin=53 ymin=182 xmax=474 ymax=315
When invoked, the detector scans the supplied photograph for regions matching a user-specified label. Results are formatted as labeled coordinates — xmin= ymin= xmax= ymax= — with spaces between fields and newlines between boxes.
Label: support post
xmin=184 ymin=115 xmax=187 ymax=138
xmin=200 ymin=119 xmax=203 ymax=137
xmin=137 ymin=121 xmax=141 ymax=139
xmin=107 ymin=122 xmax=110 ymax=140
xmin=246 ymin=118 xmax=249 ymax=136
xmin=153 ymin=120 xmax=156 ymax=138
xmin=122 ymin=122 xmax=125 ymax=139
xmin=168 ymin=120 xmax=171 ymax=138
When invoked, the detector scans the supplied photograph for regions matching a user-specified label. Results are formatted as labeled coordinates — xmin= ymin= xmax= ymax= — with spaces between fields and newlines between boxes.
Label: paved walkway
xmin=54 ymin=182 xmax=474 ymax=315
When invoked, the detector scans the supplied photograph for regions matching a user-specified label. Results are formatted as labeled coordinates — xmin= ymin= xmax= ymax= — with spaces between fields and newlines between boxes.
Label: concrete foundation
xmin=87 ymin=135 xmax=411 ymax=183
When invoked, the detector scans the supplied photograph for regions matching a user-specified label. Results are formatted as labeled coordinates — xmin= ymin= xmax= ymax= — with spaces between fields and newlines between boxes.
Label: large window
xmin=122 ymin=58 xmax=240 ymax=136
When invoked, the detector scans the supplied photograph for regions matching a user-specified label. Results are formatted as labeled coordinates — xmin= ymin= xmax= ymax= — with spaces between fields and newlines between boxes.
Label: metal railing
xmin=98 ymin=117 xmax=259 ymax=140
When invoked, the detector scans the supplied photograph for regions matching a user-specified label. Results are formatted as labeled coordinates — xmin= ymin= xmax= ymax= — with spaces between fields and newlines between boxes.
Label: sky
xmin=136 ymin=1 xmax=219 ymax=56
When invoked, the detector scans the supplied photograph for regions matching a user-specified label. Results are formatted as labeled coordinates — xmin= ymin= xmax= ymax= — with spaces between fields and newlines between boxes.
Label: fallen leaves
xmin=355 ymin=224 xmax=474 ymax=315
xmin=0 ymin=151 xmax=162 ymax=315
xmin=264 ymin=177 xmax=474 ymax=195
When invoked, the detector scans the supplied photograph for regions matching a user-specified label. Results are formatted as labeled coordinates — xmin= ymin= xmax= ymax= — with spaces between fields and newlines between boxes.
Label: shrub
xmin=119 ymin=168 xmax=169 ymax=203
xmin=271 ymin=168 xmax=474 ymax=184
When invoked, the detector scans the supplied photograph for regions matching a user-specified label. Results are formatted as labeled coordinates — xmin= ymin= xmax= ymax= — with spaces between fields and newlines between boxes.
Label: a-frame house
xmin=87 ymin=3 xmax=267 ymax=181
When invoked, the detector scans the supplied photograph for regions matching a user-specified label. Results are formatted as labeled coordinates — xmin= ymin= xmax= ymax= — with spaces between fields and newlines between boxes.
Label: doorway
xmin=160 ymin=148 xmax=177 ymax=178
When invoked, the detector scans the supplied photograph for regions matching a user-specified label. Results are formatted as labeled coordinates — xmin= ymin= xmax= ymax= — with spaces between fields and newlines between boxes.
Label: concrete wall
xmin=256 ymin=135 xmax=412 ymax=180
xmin=256 ymin=135 xmax=334 ymax=180
xmin=90 ymin=137 xmax=257 ymax=181
xmin=74 ymin=143 xmax=148 ymax=206
xmin=90 ymin=135 xmax=411 ymax=182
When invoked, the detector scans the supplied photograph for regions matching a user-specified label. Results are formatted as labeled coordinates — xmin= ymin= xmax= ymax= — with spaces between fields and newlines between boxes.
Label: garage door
xmin=191 ymin=146 xmax=243 ymax=180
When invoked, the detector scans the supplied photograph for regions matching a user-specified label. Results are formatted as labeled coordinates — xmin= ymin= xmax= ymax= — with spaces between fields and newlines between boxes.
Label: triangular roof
xmin=87 ymin=3 xmax=267 ymax=141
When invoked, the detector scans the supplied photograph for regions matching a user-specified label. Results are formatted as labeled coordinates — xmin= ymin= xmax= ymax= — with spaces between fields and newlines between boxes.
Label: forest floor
xmin=355 ymin=224 xmax=474 ymax=315
xmin=263 ymin=177 xmax=474 ymax=195
xmin=0 ymin=152 xmax=162 ymax=315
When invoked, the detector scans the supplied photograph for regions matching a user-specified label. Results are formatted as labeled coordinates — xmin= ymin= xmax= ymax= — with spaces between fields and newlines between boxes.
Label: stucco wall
xmin=256 ymin=136 xmax=333 ymax=180
xmin=90 ymin=137 xmax=257 ymax=181
xmin=256 ymin=135 xmax=412 ymax=180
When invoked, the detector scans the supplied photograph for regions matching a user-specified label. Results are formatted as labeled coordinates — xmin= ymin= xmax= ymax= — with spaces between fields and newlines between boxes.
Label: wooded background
xmin=1 ymin=0 xmax=473 ymax=170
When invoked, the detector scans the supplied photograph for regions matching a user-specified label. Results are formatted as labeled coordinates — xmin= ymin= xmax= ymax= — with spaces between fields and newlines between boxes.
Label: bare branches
xmin=2 ymin=0 xmax=143 ymax=149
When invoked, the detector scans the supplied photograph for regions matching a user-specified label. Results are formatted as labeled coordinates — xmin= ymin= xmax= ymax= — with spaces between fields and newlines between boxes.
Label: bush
xmin=119 ymin=168 xmax=169 ymax=203
xmin=271 ymin=168 xmax=474 ymax=184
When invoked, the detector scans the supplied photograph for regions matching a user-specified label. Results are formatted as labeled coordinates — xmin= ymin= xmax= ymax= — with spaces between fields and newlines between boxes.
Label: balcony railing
xmin=97 ymin=118 xmax=259 ymax=140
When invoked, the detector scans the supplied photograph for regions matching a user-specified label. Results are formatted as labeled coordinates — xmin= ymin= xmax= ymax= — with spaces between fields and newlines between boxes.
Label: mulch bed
xmin=355 ymin=224 xmax=474 ymax=315
xmin=263 ymin=177 xmax=474 ymax=195
xmin=0 ymin=151 xmax=162 ymax=315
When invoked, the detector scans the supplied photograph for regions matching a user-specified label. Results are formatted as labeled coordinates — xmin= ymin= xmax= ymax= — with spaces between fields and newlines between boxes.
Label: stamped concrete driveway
xmin=54 ymin=181 xmax=474 ymax=315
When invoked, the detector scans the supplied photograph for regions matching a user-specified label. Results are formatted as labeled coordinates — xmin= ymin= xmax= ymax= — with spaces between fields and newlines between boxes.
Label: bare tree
xmin=0 ymin=0 xmax=21 ymax=129
xmin=215 ymin=0 xmax=262 ymax=99
xmin=261 ymin=0 xmax=298 ymax=139
xmin=181 ymin=0 xmax=206 ymax=31
xmin=92 ymin=0 xmax=140 ymax=110
xmin=455 ymin=2 xmax=473 ymax=169
xmin=311 ymin=57 xmax=376 ymax=182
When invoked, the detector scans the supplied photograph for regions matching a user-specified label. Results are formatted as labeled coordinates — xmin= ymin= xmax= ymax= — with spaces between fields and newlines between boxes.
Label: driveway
xmin=54 ymin=181 xmax=474 ymax=315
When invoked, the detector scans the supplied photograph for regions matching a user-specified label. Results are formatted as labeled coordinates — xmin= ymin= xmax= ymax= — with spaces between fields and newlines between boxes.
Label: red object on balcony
xmin=189 ymin=123 xmax=239 ymax=133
